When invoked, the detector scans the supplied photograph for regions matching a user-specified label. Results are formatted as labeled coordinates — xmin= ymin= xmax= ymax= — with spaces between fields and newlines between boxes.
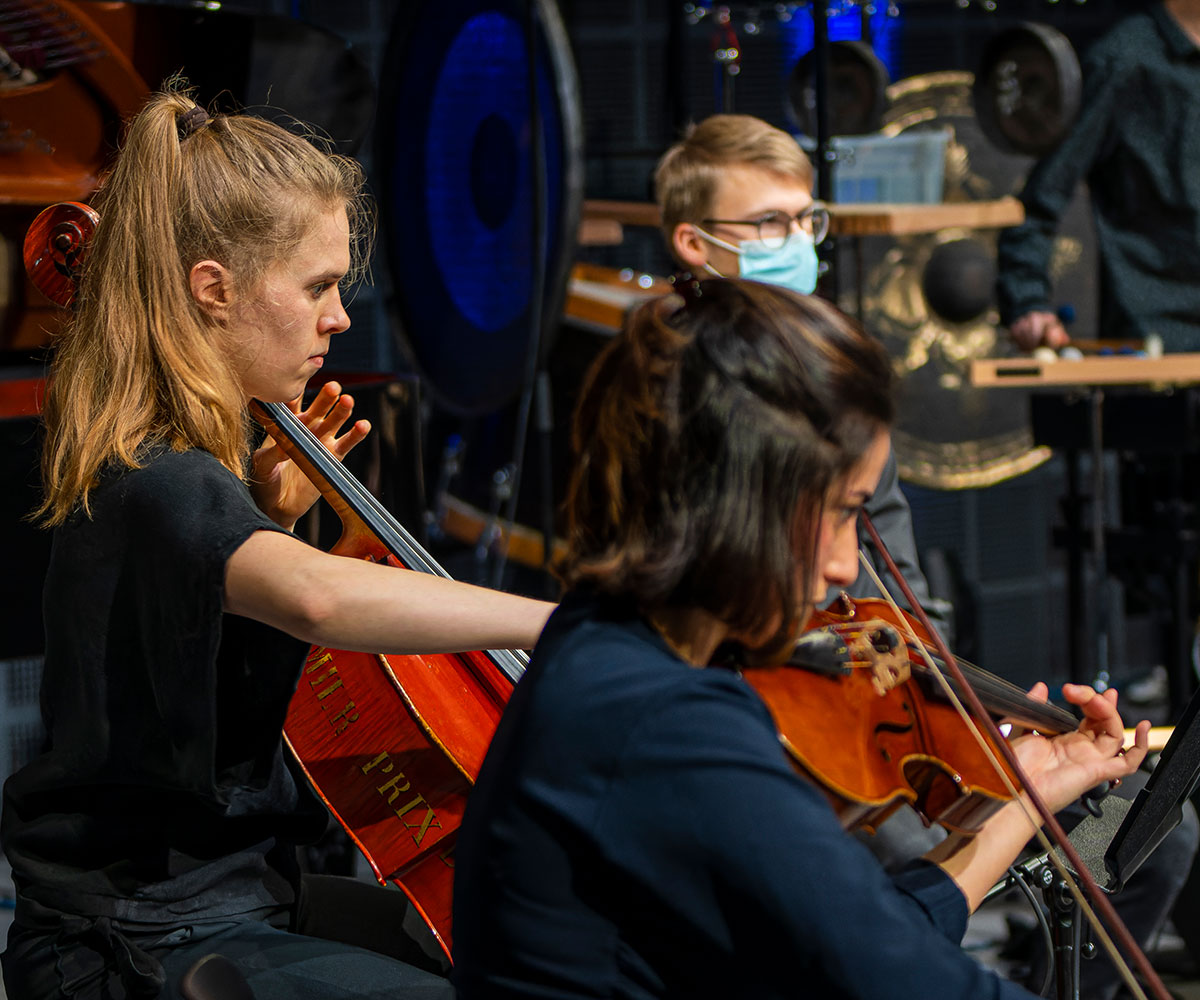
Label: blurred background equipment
xmin=973 ymin=20 xmax=1082 ymax=157
xmin=0 ymin=0 xmax=1182 ymax=814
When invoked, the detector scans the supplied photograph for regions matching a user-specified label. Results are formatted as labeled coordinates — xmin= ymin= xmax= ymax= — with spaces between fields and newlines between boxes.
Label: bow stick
xmin=860 ymin=512 xmax=1167 ymax=1000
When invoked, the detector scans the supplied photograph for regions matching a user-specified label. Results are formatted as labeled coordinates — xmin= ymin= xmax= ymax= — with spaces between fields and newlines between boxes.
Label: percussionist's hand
xmin=1010 ymin=311 xmax=1070 ymax=352
xmin=250 ymin=381 xmax=371 ymax=530
xmin=1011 ymin=682 xmax=1150 ymax=814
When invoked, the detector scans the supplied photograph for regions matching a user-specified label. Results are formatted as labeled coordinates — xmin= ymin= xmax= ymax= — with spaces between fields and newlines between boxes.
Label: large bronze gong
xmin=855 ymin=71 xmax=1093 ymax=489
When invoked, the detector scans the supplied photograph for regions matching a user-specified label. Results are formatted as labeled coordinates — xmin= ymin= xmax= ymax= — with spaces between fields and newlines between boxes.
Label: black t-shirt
xmin=996 ymin=5 xmax=1200 ymax=348
xmin=2 ymin=447 xmax=327 ymax=926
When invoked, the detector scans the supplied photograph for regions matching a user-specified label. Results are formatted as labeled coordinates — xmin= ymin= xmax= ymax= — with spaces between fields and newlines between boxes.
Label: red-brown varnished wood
xmin=743 ymin=593 xmax=1076 ymax=836
xmin=253 ymin=400 xmax=526 ymax=960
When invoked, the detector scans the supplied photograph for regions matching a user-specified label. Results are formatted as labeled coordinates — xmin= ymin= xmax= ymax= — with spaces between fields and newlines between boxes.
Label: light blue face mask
xmin=696 ymin=229 xmax=819 ymax=296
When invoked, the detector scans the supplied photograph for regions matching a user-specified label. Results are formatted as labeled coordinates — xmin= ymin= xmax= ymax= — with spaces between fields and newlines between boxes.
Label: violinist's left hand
xmin=250 ymin=381 xmax=371 ymax=531
xmin=931 ymin=683 xmax=1151 ymax=912
xmin=1011 ymin=682 xmax=1151 ymax=815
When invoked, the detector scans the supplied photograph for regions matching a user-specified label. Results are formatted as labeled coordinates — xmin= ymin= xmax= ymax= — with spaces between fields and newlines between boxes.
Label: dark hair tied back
xmin=559 ymin=278 xmax=894 ymax=649
xmin=177 ymin=105 xmax=210 ymax=141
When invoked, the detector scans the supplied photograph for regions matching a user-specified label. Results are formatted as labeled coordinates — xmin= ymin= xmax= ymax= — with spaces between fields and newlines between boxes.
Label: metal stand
xmin=1044 ymin=870 xmax=1089 ymax=1000
xmin=1055 ymin=388 xmax=1113 ymax=691
xmin=990 ymin=856 xmax=1097 ymax=1000
xmin=1088 ymin=388 xmax=1112 ymax=692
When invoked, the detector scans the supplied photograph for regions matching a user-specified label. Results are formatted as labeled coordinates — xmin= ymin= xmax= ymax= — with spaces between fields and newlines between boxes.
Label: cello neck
xmin=250 ymin=398 xmax=529 ymax=684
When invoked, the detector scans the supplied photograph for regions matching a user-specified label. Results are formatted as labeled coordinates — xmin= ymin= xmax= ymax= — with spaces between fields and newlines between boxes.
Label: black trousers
xmin=1 ymin=874 xmax=455 ymax=1000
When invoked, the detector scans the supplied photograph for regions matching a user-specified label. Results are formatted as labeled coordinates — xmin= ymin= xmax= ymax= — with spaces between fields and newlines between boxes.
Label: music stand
xmin=1040 ymin=684 xmax=1200 ymax=998
xmin=1104 ymin=687 xmax=1200 ymax=892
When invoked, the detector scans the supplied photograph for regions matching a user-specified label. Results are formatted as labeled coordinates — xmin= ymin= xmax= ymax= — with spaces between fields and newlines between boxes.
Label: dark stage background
xmin=0 ymin=0 xmax=1183 ymax=787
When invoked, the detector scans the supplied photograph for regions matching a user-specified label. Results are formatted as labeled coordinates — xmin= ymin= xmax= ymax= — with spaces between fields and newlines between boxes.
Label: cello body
xmin=21 ymin=197 xmax=527 ymax=962
xmin=255 ymin=400 xmax=525 ymax=961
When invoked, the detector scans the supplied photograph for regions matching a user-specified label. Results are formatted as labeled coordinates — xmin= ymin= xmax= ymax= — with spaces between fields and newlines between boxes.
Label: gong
xmin=375 ymin=0 xmax=584 ymax=416
xmin=788 ymin=38 xmax=890 ymax=137
xmin=973 ymin=22 xmax=1081 ymax=157
xmin=857 ymin=70 xmax=1096 ymax=489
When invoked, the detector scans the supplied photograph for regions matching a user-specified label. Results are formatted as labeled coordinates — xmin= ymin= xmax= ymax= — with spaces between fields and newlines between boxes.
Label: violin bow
xmin=859 ymin=513 xmax=1167 ymax=1000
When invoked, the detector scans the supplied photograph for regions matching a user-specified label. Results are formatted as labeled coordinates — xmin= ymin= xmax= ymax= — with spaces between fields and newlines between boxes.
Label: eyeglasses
xmin=701 ymin=203 xmax=830 ymax=249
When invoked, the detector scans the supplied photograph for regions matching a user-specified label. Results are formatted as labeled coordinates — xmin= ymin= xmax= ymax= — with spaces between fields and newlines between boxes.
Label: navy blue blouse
xmin=452 ymin=592 xmax=1038 ymax=999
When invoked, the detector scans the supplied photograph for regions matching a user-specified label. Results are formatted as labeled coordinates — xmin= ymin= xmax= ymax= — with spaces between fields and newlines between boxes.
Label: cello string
xmin=855 ymin=531 xmax=1158 ymax=1000
xmin=255 ymin=401 xmax=530 ymax=679
xmin=260 ymin=402 xmax=449 ymax=576
xmin=260 ymin=399 xmax=531 ymax=676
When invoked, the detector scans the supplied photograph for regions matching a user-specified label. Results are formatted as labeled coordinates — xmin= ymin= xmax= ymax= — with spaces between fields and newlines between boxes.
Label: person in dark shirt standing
xmin=997 ymin=1 xmax=1200 ymax=351
xmin=995 ymin=5 xmax=1200 ymax=990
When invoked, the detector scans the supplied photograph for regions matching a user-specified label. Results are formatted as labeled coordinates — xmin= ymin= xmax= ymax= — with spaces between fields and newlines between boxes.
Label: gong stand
xmin=810 ymin=0 xmax=840 ymax=301
xmin=492 ymin=0 xmax=556 ymax=593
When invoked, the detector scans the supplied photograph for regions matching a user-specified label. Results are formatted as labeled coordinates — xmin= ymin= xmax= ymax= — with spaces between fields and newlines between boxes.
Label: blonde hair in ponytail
xmin=37 ymin=82 xmax=371 ymax=525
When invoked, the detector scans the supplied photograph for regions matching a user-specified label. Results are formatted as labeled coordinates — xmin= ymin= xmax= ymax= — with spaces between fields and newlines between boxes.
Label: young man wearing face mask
xmin=654 ymin=113 xmax=943 ymax=634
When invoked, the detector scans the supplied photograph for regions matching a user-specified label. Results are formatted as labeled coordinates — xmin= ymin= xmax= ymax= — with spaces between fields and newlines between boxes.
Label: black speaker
xmin=375 ymin=0 xmax=584 ymax=415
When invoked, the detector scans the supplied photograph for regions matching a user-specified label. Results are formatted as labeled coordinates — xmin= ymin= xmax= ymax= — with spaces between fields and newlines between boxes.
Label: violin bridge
xmin=852 ymin=626 xmax=911 ymax=697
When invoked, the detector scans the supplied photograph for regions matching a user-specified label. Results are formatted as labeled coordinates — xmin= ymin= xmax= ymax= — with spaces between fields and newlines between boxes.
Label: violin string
xmin=853 ymin=552 xmax=1149 ymax=1000
xmin=834 ymin=618 xmax=1073 ymax=731
xmin=854 ymin=558 xmax=1028 ymax=806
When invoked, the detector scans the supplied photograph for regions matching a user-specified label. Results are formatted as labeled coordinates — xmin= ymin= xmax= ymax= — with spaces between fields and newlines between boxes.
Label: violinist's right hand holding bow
xmin=927 ymin=683 xmax=1151 ymax=912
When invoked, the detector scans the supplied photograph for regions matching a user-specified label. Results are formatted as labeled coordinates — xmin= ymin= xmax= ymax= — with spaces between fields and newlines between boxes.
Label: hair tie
xmin=670 ymin=270 xmax=705 ymax=308
xmin=177 ymin=106 xmax=210 ymax=141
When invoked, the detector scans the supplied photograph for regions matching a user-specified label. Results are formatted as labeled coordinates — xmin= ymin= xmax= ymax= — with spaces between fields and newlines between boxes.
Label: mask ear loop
xmin=693 ymin=226 xmax=742 ymax=256
xmin=688 ymin=227 xmax=738 ymax=279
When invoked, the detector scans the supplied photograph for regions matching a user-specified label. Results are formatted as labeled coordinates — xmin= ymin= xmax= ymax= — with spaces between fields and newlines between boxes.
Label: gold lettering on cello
xmin=306 ymin=650 xmax=335 ymax=673
xmin=324 ymin=699 xmax=359 ymax=734
xmin=308 ymin=666 xmax=337 ymax=686
xmin=376 ymin=770 xmax=412 ymax=804
xmin=359 ymin=751 xmax=444 ymax=847
xmin=394 ymin=792 xmax=442 ymax=845
xmin=304 ymin=649 xmax=358 ymax=734
xmin=361 ymin=751 xmax=391 ymax=775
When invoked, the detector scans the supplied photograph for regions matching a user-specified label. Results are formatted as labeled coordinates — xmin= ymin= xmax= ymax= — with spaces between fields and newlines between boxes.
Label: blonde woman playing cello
xmin=1 ymin=86 xmax=552 ymax=1000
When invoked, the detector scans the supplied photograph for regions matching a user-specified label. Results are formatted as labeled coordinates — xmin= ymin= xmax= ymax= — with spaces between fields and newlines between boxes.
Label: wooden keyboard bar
xmin=971 ymin=354 xmax=1200 ymax=388
xmin=827 ymin=197 xmax=1024 ymax=235
xmin=581 ymin=197 xmax=1024 ymax=236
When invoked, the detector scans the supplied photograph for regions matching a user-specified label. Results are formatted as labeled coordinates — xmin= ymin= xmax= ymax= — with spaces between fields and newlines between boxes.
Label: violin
xmin=743 ymin=593 xmax=1077 ymax=835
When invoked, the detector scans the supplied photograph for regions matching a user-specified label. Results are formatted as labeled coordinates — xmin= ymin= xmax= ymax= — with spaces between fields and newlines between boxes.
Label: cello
xmin=253 ymin=397 xmax=526 ymax=961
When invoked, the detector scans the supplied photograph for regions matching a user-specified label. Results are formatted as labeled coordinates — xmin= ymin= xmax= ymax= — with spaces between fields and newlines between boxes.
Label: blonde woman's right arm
xmin=224 ymin=528 xmax=555 ymax=655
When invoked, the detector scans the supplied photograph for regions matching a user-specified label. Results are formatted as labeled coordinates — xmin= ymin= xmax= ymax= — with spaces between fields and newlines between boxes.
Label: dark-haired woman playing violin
xmin=451 ymin=278 xmax=1149 ymax=999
